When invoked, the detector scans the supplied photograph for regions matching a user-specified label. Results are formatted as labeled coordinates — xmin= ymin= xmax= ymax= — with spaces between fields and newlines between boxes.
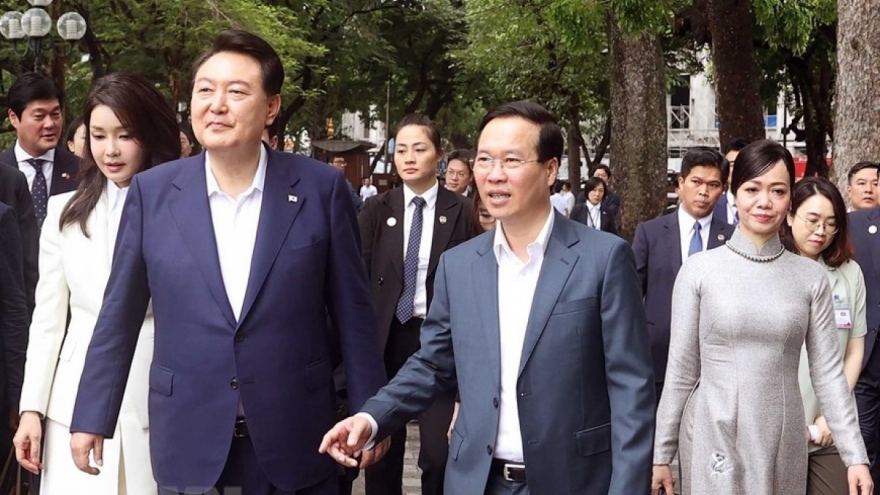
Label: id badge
xmin=835 ymin=309 xmax=853 ymax=329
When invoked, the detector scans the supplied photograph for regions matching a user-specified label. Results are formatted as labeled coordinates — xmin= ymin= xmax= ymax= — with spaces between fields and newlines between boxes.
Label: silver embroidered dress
xmin=654 ymin=229 xmax=868 ymax=495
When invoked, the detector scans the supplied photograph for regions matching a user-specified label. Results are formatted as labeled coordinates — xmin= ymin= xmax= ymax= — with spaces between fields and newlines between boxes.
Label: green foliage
xmin=752 ymin=0 xmax=836 ymax=54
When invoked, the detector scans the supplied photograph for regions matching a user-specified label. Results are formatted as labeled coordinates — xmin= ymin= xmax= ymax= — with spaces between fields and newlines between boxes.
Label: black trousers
xmin=365 ymin=316 xmax=454 ymax=495
xmin=856 ymin=338 xmax=880 ymax=481
xmin=159 ymin=435 xmax=337 ymax=495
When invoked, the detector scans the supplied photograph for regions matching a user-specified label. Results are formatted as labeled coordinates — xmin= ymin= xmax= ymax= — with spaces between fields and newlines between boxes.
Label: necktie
xmin=688 ymin=221 xmax=702 ymax=257
xmin=396 ymin=196 xmax=426 ymax=323
xmin=28 ymin=159 xmax=49 ymax=229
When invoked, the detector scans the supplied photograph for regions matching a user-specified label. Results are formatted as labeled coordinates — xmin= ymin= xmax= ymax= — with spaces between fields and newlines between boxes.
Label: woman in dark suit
xmin=570 ymin=177 xmax=617 ymax=235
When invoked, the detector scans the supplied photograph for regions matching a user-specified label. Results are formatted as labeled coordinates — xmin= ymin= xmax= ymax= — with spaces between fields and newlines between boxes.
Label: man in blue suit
xmin=69 ymin=31 xmax=386 ymax=494
xmin=632 ymin=147 xmax=731 ymax=403
xmin=321 ymin=101 xmax=655 ymax=494
xmin=851 ymin=206 xmax=880 ymax=475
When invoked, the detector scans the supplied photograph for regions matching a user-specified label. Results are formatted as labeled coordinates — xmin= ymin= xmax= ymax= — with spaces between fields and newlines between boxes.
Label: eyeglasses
xmin=446 ymin=170 xmax=470 ymax=178
xmin=796 ymin=213 xmax=839 ymax=235
xmin=471 ymin=156 xmax=543 ymax=171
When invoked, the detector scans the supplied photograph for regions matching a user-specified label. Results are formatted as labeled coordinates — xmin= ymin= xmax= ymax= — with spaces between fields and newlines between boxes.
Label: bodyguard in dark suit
xmin=1 ymin=73 xmax=79 ymax=231
xmin=0 ymin=167 xmax=37 ymax=315
xmin=322 ymin=101 xmax=654 ymax=495
xmin=570 ymin=177 xmax=617 ymax=236
xmin=358 ymin=114 xmax=472 ymax=495
xmin=69 ymin=31 xmax=386 ymax=495
xmin=850 ymin=206 xmax=880 ymax=473
xmin=632 ymin=147 xmax=730 ymax=402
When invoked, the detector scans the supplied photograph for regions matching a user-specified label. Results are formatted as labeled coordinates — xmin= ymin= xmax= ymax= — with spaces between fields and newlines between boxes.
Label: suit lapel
xmin=50 ymin=151 xmax=79 ymax=194
xmin=381 ymin=189 xmax=405 ymax=282
xmin=866 ymin=209 xmax=880 ymax=280
xmin=472 ymin=237 xmax=501 ymax=389
xmin=663 ymin=213 xmax=683 ymax=268
xmin=0 ymin=149 xmax=16 ymax=169
xmin=237 ymin=150 xmax=303 ymax=327
xmin=92 ymin=193 xmax=111 ymax=270
xmin=708 ymin=216 xmax=732 ymax=249
xmin=169 ymin=154 xmax=237 ymax=328
xmin=428 ymin=188 xmax=462 ymax=275
xmin=518 ymin=215 xmax=579 ymax=377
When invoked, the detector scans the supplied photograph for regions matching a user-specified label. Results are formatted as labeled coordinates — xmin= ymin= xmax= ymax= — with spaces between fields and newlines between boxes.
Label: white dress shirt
xmin=678 ymin=206 xmax=713 ymax=262
xmin=402 ymin=181 xmax=438 ymax=319
xmin=105 ymin=181 xmax=130 ymax=254
xmin=493 ymin=207 xmax=555 ymax=461
xmin=550 ymin=193 xmax=568 ymax=215
xmin=586 ymin=203 xmax=602 ymax=229
xmin=360 ymin=184 xmax=378 ymax=201
xmin=206 ymin=146 xmax=267 ymax=321
xmin=561 ymin=191 xmax=575 ymax=214
xmin=14 ymin=141 xmax=55 ymax=193
xmin=726 ymin=190 xmax=737 ymax=224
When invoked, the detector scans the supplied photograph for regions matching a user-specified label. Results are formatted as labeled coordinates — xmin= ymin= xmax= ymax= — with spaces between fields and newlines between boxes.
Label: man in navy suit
xmin=633 ymin=147 xmax=731 ymax=402
xmin=711 ymin=137 xmax=750 ymax=225
xmin=850 ymin=206 xmax=880 ymax=475
xmin=69 ymin=30 xmax=387 ymax=494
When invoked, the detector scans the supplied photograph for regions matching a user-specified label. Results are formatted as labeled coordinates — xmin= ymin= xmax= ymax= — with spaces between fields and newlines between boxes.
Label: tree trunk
xmin=707 ymin=0 xmax=765 ymax=148
xmin=833 ymin=0 xmax=880 ymax=191
xmin=567 ymin=100 xmax=582 ymax=196
xmin=607 ymin=12 xmax=667 ymax=241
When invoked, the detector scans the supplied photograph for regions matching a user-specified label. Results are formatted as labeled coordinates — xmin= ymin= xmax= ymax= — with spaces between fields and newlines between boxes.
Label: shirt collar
xmin=14 ymin=141 xmax=55 ymax=163
xmin=588 ymin=202 xmax=601 ymax=212
xmin=493 ymin=206 xmax=555 ymax=263
xmin=403 ymin=180 xmax=439 ymax=209
xmin=205 ymin=145 xmax=268 ymax=197
xmin=105 ymin=179 xmax=130 ymax=213
xmin=677 ymin=205 xmax=712 ymax=230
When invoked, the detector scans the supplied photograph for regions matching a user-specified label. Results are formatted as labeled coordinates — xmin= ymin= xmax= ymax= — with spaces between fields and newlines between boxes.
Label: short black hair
xmin=561 ymin=181 xmax=571 ymax=189
xmin=7 ymin=72 xmax=64 ymax=118
xmin=592 ymin=164 xmax=612 ymax=179
xmin=395 ymin=113 xmax=442 ymax=153
xmin=723 ymin=137 xmax=751 ymax=156
xmin=847 ymin=161 xmax=880 ymax=184
xmin=583 ymin=177 xmax=607 ymax=200
xmin=681 ymin=147 xmax=728 ymax=185
xmin=192 ymin=30 xmax=284 ymax=96
xmin=65 ymin=117 xmax=84 ymax=143
xmin=730 ymin=139 xmax=795 ymax=196
xmin=478 ymin=100 xmax=563 ymax=164
xmin=447 ymin=149 xmax=473 ymax=170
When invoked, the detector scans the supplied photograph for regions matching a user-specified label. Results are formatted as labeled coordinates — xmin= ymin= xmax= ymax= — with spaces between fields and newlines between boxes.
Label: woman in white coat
xmin=13 ymin=72 xmax=180 ymax=494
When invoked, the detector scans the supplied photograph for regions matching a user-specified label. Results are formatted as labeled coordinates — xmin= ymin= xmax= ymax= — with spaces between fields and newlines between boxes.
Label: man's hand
xmin=848 ymin=464 xmax=873 ymax=495
xmin=319 ymin=416 xmax=374 ymax=467
xmin=70 ymin=432 xmax=105 ymax=475
xmin=651 ymin=464 xmax=675 ymax=495
xmin=13 ymin=411 xmax=43 ymax=474
xmin=359 ymin=437 xmax=390 ymax=468
xmin=814 ymin=416 xmax=834 ymax=447
xmin=447 ymin=401 xmax=460 ymax=444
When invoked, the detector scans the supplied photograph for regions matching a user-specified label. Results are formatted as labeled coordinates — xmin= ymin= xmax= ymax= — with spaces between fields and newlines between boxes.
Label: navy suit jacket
xmin=0 ymin=202 xmax=28 ymax=407
xmin=0 ymin=146 xmax=80 ymax=196
xmin=361 ymin=213 xmax=655 ymax=494
xmin=849 ymin=208 xmax=880 ymax=369
xmin=0 ymin=165 xmax=38 ymax=314
xmin=71 ymin=148 xmax=386 ymax=492
xmin=632 ymin=212 xmax=732 ymax=382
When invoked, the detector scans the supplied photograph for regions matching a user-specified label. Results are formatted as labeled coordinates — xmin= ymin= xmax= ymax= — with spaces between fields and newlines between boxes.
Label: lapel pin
xmin=61 ymin=173 xmax=71 ymax=179
xmin=387 ymin=217 xmax=397 ymax=227
xmin=717 ymin=234 xmax=725 ymax=241
xmin=870 ymin=225 xmax=878 ymax=235
xmin=288 ymin=195 xmax=298 ymax=203
xmin=439 ymin=215 xmax=447 ymax=225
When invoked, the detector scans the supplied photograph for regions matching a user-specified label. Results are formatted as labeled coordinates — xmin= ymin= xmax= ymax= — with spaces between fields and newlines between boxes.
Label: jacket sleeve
xmin=13 ymin=172 xmax=38 ymax=316
xmin=0 ymin=206 xmax=28 ymax=407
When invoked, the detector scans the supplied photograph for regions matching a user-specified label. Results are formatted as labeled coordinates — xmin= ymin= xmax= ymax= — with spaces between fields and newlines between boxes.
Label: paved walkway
xmin=352 ymin=422 xmax=422 ymax=495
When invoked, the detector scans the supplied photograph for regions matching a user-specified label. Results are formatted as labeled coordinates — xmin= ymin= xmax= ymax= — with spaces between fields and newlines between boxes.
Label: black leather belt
xmin=490 ymin=458 xmax=526 ymax=483
xmin=233 ymin=418 xmax=249 ymax=438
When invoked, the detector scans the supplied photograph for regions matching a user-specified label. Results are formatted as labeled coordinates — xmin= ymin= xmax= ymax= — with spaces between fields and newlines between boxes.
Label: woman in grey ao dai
xmin=652 ymin=140 xmax=872 ymax=495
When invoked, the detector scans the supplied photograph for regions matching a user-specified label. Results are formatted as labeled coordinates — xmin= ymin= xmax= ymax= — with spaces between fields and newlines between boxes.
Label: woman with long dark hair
xmin=651 ymin=141 xmax=872 ymax=495
xmin=13 ymin=72 xmax=179 ymax=494
xmin=781 ymin=177 xmax=867 ymax=495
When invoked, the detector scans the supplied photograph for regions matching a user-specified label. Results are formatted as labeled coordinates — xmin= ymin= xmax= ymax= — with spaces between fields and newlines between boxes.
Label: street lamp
xmin=0 ymin=0 xmax=86 ymax=71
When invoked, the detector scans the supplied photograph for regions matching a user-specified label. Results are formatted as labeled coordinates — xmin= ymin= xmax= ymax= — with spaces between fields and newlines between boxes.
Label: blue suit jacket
xmin=849 ymin=207 xmax=880 ymax=369
xmin=71 ymin=149 xmax=386 ymax=492
xmin=632 ymin=212 xmax=732 ymax=383
xmin=361 ymin=213 xmax=655 ymax=494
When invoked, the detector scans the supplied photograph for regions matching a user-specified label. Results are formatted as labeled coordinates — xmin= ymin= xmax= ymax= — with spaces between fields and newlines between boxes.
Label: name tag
xmin=835 ymin=309 xmax=853 ymax=329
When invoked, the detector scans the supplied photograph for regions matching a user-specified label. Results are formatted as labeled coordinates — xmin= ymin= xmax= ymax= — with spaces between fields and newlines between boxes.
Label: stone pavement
xmin=352 ymin=422 xmax=422 ymax=495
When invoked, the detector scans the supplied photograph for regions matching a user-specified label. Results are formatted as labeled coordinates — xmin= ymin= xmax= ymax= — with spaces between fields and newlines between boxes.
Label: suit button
xmin=378 ymin=277 xmax=384 ymax=285
xmin=230 ymin=379 xmax=239 ymax=390
xmin=235 ymin=333 xmax=244 ymax=342
xmin=493 ymin=398 xmax=499 ymax=408
xmin=486 ymin=445 xmax=493 ymax=455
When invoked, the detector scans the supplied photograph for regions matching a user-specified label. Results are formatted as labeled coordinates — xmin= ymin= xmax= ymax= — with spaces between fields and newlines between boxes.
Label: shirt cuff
xmin=354 ymin=412 xmax=379 ymax=451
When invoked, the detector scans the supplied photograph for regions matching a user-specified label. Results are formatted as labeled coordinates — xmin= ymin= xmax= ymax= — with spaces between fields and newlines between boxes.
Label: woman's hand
xmin=652 ymin=464 xmax=675 ymax=495
xmin=13 ymin=411 xmax=44 ymax=474
xmin=847 ymin=464 xmax=873 ymax=495
xmin=814 ymin=415 xmax=834 ymax=447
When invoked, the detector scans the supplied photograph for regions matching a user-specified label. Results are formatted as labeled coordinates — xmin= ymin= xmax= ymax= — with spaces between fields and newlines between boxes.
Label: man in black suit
xmin=579 ymin=164 xmax=621 ymax=219
xmin=0 ymin=201 xmax=28 ymax=492
xmin=850 ymin=207 xmax=880 ymax=477
xmin=632 ymin=147 xmax=731 ymax=402
xmin=357 ymin=114 xmax=473 ymax=495
xmin=0 ymin=166 xmax=38 ymax=316
xmin=1 ymin=72 xmax=79 ymax=231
